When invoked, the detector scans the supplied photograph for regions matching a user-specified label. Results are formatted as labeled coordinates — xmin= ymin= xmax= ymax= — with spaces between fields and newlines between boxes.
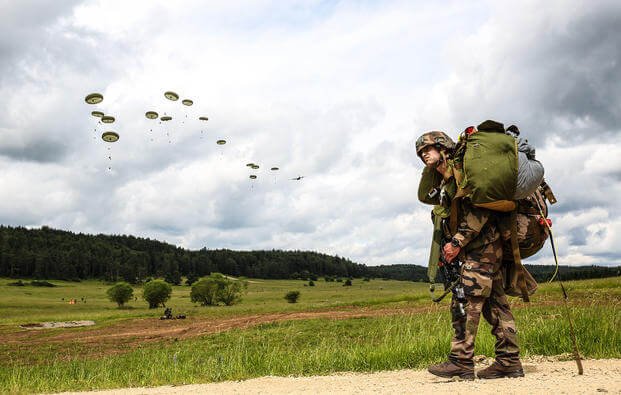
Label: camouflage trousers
xmin=449 ymin=238 xmax=521 ymax=367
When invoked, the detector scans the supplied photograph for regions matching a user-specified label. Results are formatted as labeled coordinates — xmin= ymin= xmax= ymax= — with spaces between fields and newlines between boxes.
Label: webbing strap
xmin=449 ymin=197 xmax=460 ymax=236
xmin=510 ymin=210 xmax=530 ymax=302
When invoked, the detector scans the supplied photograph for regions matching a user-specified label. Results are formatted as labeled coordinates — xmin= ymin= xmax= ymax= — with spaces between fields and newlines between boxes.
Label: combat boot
xmin=428 ymin=359 xmax=474 ymax=380
xmin=477 ymin=360 xmax=524 ymax=379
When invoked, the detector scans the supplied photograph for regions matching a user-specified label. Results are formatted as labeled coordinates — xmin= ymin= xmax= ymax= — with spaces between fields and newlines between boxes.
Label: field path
xmin=57 ymin=358 xmax=621 ymax=394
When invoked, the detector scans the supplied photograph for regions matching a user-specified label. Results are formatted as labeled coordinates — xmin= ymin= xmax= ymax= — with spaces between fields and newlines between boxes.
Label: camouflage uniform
xmin=417 ymin=130 xmax=522 ymax=368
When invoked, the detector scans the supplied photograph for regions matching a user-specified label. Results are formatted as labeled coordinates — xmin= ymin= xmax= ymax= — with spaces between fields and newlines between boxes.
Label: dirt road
xmin=58 ymin=358 xmax=620 ymax=394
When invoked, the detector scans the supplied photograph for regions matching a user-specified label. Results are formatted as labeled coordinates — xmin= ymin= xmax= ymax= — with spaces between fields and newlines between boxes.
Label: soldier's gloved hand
xmin=443 ymin=242 xmax=460 ymax=263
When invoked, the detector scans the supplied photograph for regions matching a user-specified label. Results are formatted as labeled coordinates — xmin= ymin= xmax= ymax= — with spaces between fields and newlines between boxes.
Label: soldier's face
xmin=420 ymin=146 xmax=441 ymax=167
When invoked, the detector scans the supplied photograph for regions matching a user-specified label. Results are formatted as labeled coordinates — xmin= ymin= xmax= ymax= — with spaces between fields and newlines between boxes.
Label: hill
xmin=0 ymin=225 xmax=618 ymax=283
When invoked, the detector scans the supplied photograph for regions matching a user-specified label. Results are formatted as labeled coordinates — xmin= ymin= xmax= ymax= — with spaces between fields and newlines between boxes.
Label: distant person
xmin=416 ymin=127 xmax=524 ymax=380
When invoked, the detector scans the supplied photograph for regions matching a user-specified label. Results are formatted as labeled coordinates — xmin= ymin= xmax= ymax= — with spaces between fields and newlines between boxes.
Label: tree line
xmin=0 ymin=225 xmax=618 ymax=283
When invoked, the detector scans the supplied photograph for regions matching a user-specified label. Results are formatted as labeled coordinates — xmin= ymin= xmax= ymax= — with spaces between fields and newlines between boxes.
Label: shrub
xmin=106 ymin=282 xmax=134 ymax=307
xmin=8 ymin=280 xmax=25 ymax=286
xmin=343 ymin=279 xmax=352 ymax=286
xmin=191 ymin=273 xmax=247 ymax=306
xmin=336 ymin=278 xmax=343 ymax=283
xmin=363 ymin=277 xmax=370 ymax=282
xmin=284 ymin=291 xmax=300 ymax=303
xmin=185 ymin=273 xmax=199 ymax=286
xmin=219 ymin=277 xmax=248 ymax=306
xmin=308 ymin=280 xmax=315 ymax=286
xmin=142 ymin=280 xmax=172 ymax=308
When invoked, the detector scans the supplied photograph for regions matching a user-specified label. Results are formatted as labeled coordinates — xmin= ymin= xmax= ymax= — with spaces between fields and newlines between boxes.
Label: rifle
xmin=431 ymin=238 xmax=466 ymax=320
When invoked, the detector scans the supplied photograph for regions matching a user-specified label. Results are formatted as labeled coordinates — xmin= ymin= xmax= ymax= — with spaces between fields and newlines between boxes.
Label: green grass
xmin=0 ymin=278 xmax=431 ymax=327
xmin=0 ymin=277 xmax=619 ymax=392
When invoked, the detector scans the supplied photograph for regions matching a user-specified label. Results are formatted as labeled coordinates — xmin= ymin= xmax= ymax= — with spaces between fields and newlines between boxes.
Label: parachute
xmin=161 ymin=116 xmax=172 ymax=121
xmin=91 ymin=111 xmax=104 ymax=118
xmin=145 ymin=111 xmax=158 ymax=119
xmin=452 ymin=121 xmax=544 ymax=211
xmin=182 ymin=99 xmax=193 ymax=106
xmin=164 ymin=91 xmax=179 ymax=101
xmin=101 ymin=116 xmax=115 ymax=124
xmin=199 ymin=116 xmax=208 ymax=121
xmin=271 ymin=167 xmax=279 ymax=171
xmin=85 ymin=93 xmax=103 ymax=104
xmin=251 ymin=165 xmax=259 ymax=169
xmin=102 ymin=132 xmax=119 ymax=142
xmin=246 ymin=163 xmax=255 ymax=167
xmin=249 ymin=175 xmax=257 ymax=179
xmin=216 ymin=140 xmax=226 ymax=145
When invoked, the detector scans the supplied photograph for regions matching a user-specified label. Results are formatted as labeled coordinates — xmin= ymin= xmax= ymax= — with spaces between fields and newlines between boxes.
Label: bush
xmin=343 ymin=279 xmax=352 ymax=286
xmin=219 ymin=277 xmax=248 ymax=306
xmin=190 ymin=273 xmax=247 ymax=306
xmin=8 ymin=280 xmax=25 ymax=286
xmin=284 ymin=291 xmax=300 ymax=303
xmin=336 ymin=278 xmax=343 ymax=283
xmin=142 ymin=280 xmax=172 ymax=308
xmin=185 ymin=273 xmax=199 ymax=286
xmin=106 ymin=282 xmax=134 ymax=307
xmin=308 ymin=280 xmax=315 ymax=286
xmin=363 ymin=277 xmax=370 ymax=282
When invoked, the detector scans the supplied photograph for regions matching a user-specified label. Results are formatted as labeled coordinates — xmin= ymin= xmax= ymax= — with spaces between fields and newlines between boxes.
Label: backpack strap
xmin=510 ymin=210 xmax=530 ymax=302
xmin=449 ymin=197 xmax=461 ymax=236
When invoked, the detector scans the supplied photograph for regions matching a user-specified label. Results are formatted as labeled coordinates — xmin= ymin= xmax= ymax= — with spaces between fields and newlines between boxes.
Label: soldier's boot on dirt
xmin=428 ymin=359 xmax=474 ymax=380
xmin=477 ymin=360 xmax=524 ymax=379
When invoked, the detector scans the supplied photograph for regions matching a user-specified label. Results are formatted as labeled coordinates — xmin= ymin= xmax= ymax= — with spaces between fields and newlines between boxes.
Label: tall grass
xmin=1 ymin=301 xmax=618 ymax=393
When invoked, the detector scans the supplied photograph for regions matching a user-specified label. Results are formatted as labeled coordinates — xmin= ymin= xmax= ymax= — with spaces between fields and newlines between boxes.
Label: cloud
xmin=0 ymin=1 xmax=620 ymax=268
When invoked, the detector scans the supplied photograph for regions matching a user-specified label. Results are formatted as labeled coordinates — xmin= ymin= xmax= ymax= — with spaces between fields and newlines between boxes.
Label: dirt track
xmin=58 ymin=358 xmax=621 ymax=394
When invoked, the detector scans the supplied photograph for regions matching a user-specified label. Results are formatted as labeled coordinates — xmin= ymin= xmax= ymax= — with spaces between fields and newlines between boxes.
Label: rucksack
xmin=451 ymin=120 xmax=545 ymax=211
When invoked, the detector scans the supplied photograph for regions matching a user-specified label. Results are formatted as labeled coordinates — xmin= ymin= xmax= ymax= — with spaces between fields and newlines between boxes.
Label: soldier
xmin=416 ymin=131 xmax=524 ymax=380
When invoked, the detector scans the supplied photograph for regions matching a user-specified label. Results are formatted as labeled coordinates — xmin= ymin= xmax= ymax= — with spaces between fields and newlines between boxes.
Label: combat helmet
xmin=415 ymin=131 xmax=456 ymax=160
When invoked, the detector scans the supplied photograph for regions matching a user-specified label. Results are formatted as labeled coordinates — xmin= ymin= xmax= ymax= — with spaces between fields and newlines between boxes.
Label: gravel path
xmin=58 ymin=358 xmax=621 ymax=394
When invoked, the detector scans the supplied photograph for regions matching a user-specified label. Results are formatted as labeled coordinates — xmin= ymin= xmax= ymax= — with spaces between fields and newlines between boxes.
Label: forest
xmin=0 ymin=225 xmax=618 ymax=284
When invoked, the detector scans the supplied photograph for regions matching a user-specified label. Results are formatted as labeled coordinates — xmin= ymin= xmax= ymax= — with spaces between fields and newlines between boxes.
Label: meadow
xmin=0 ymin=276 xmax=619 ymax=393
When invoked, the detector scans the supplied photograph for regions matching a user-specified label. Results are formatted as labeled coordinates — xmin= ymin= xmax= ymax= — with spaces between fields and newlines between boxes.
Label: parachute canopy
xmin=161 ymin=116 xmax=172 ymax=121
xmin=91 ymin=111 xmax=104 ymax=118
xmin=145 ymin=111 xmax=158 ymax=119
xmin=249 ymin=175 xmax=257 ymax=179
xmin=101 ymin=116 xmax=115 ymax=124
xmin=199 ymin=116 xmax=209 ymax=121
xmin=102 ymin=131 xmax=119 ymax=142
xmin=271 ymin=167 xmax=279 ymax=171
xmin=182 ymin=99 xmax=193 ymax=106
xmin=164 ymin=91 xmax=179 ymax=101
xmin=246 ymin=163 xmax=255 ymax=167
xmin=251 ymin=165 xmax=259 ymax=169
xmin=216 ymin=140 xmax=226 ymax=145
xmin=85 ymin=93 xmax=103 ymax=104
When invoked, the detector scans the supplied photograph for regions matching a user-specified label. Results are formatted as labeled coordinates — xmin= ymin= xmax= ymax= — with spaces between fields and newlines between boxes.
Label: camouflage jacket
xmin=418 ymin=166 xmax=499 ymax=252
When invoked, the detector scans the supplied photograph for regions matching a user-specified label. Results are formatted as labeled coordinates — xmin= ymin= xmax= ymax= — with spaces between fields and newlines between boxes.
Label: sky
xmin=1 ymin=0 xmax=620 ymax=267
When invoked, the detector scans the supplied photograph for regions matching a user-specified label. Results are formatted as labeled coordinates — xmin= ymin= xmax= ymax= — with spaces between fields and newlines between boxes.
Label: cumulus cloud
xmin=0 ymin=0 xmax=619 ymax=267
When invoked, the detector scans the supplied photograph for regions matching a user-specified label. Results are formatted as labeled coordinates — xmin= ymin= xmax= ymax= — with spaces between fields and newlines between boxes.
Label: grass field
xmin=1 ymin=276 xmax=619 ymax=393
